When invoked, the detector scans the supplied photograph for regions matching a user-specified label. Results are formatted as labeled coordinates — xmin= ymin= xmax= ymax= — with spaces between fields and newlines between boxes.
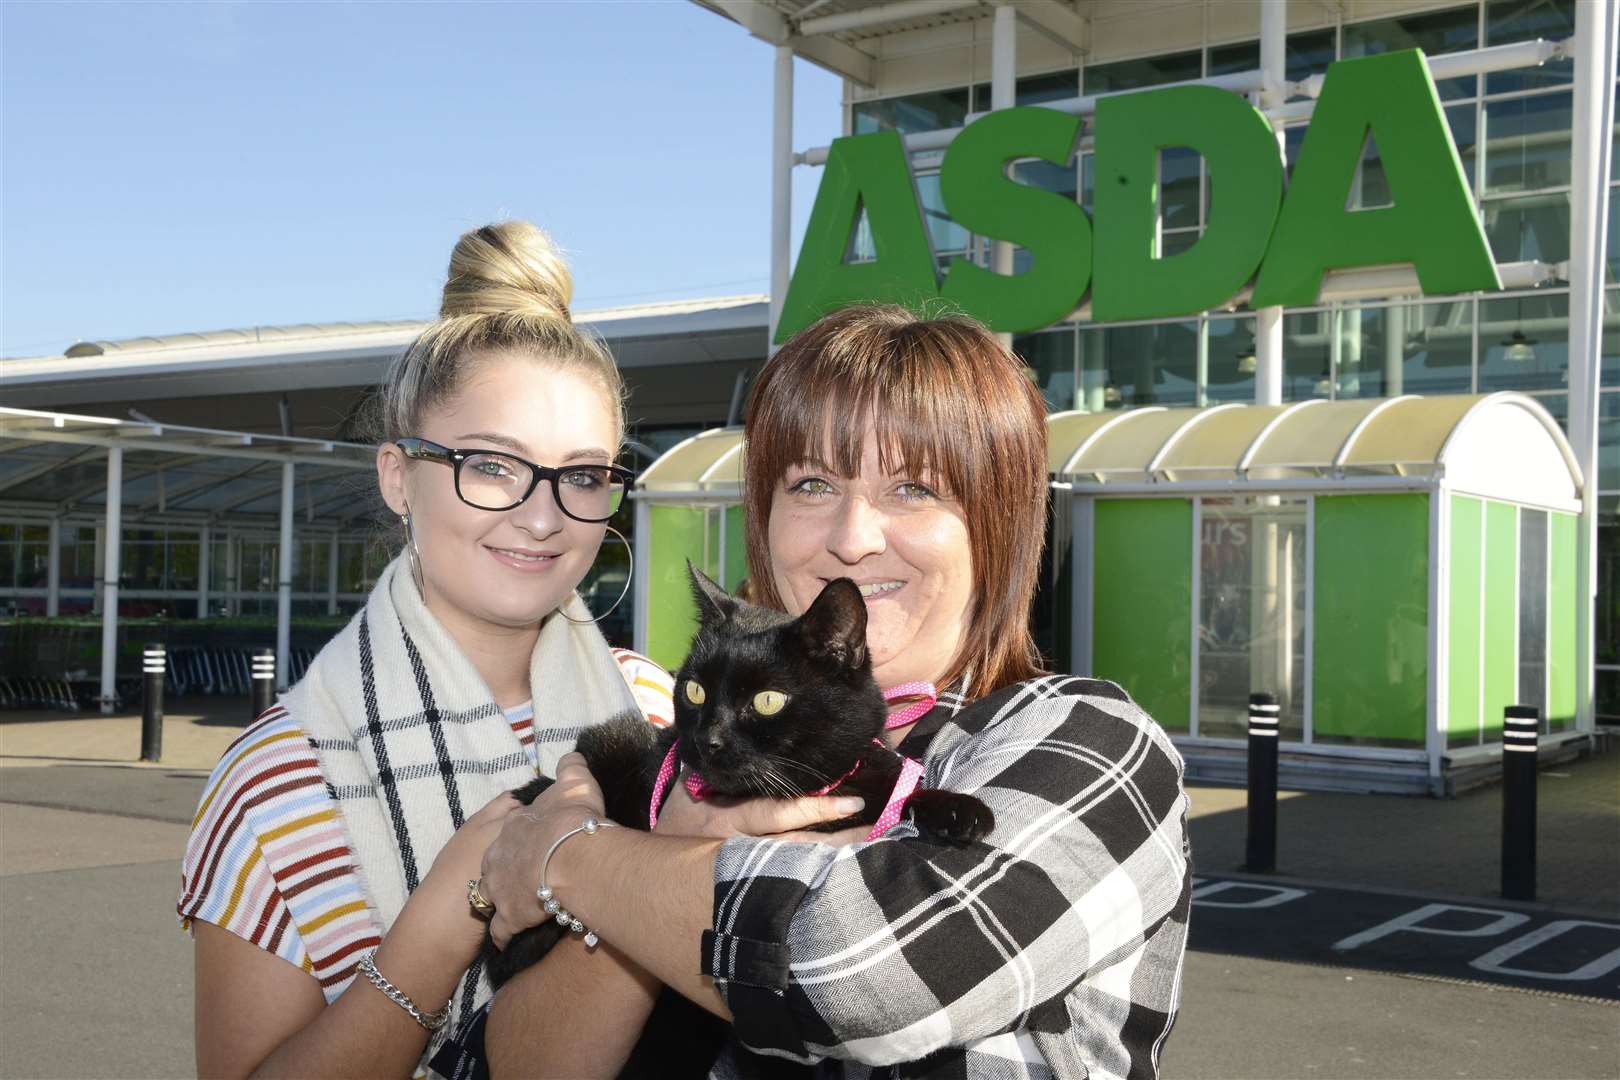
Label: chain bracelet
xmin=536 ymin=816 xmax=618 ymax=948
xmin=356 ymin=954 xmax=450 ymax=1031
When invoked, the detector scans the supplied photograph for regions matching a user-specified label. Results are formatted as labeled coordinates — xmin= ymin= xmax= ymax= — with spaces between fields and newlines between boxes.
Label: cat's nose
xmin=703 ymin=731 xmax=725 ymax=752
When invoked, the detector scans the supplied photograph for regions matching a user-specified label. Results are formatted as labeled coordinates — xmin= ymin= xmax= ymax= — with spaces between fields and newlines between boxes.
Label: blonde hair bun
xmin=440 ymin=220 xmax=574 ymax=322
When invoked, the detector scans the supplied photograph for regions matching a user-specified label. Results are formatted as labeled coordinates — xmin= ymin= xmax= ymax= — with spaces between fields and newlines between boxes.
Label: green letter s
xmin=938 ymin=106 xmax=1093 ymax=332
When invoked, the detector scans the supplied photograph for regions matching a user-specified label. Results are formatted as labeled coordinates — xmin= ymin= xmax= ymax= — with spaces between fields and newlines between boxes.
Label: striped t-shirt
xmin=178 ymin=647 xmax=673 ymax=1000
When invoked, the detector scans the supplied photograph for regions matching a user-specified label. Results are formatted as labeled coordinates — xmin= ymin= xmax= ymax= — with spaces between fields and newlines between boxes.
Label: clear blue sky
xmin=1 ymin=1 xmax=843 ymax=357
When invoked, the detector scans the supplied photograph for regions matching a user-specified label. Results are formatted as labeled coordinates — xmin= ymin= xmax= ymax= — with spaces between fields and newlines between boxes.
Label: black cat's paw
xmin=483 ymin=918 xmax=567 ymax=990
xmin=903 ymin=788 xmax=995 ymax=845
xmin=511 ymin=775 xmax=553 ymax=805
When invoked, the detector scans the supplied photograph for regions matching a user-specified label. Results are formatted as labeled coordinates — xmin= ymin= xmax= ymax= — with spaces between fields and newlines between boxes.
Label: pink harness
xmin=648 ymin=683 xmax=938 ymax=839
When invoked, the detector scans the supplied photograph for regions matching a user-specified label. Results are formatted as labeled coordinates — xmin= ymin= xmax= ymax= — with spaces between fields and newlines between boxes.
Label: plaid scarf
xmin=285 ymin=555 xmax=638 ymax=1072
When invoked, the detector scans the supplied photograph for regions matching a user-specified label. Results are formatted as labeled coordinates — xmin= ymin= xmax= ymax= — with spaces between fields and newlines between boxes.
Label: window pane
xmin=1606 ymin=288 xmax=1620 ymax=387
xmin=1161 ymin=229 xmax=1201 ymax=257
xmin=1602 ymin=393 xmax=1620 ymax=493
xmin=1483 ymin=91 xmax=1573 ymax=193
xmin=1014 ymin=328 xmax=1077 ymax=412
xmin=1197 ymin=496 xmax=1309 ymax=740
xmin=1085 ymin=320 xmax=1200 ymax=408
xmin=170 ymin=534 xmax=200 ymax=592
xmin=1483 ymin=190 xmax=1571 ymax=266
xmin=1448 ymin=102 xmax=1478 ymax=189
xmin=1161 ymin=147 xmax=1201 ymax=230
xmin=914 ymin=172 xmax=967 ymax=255
xmin=1204 ymin=315 xmax=1258 ymax=404
xmin=1337 ymin=299 xmax=1475 ymax=399
xmin=852 ymin=88 xmax=969 ymax=135
xmin=1519 ymin=507 xmax=1549 ymax=724
xmin=972 ymin=69 xmax=1080 ymax=110
xmin=0 ymin=527 xmax=14 ymax=589
xmin=1283 ymin=309 xmax=1334 ymax=401
xmin=1485 ymin=0 xmax=1575 ymax=95
xmin=1479 ymin=291 xmax=1569 ymax=392
xmin=1084 ymin=49 xmax=1201 ymax=95
xmin=1343 ymin=5 xmax=1479 ymax=100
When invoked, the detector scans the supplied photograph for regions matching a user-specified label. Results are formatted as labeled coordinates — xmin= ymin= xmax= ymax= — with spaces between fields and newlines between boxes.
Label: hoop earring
xmin=401 ymin=510 xmax=425 ymax=596
xmin=559 ymin=526 xmax=633 ymax=625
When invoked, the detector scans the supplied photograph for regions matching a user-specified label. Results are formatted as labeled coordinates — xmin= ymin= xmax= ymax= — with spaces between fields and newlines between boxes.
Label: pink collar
xmin=646 ymin=682 xmax=939 ymax=836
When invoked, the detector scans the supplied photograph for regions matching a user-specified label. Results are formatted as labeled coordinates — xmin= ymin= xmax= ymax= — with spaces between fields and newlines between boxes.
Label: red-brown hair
xmin=743 ymin=305 xmax=1049 ymax=697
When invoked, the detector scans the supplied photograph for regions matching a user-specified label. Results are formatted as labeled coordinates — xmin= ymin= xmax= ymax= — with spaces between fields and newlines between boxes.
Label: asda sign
xmin=776 ymin=49 xmax=1501 ymax=342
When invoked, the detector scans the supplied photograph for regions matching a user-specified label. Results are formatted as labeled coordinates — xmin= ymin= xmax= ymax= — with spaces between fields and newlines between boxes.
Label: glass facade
xmin=850 ymin=0 xmax=1617 ymax=720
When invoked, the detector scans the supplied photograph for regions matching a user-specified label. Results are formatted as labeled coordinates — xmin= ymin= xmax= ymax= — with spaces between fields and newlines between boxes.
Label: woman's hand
xmin=480 ymin=752 xmax=607 ymax=950
xmin=654 ymin=773 xmax=868 ymax=845
xmin=412 ymin=789 xmax=525 ymax=951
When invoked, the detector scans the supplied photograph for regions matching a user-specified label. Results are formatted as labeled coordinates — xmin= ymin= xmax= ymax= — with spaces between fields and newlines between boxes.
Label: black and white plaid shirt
xmin=701 ymin=676 xmax=1191 ymax=1080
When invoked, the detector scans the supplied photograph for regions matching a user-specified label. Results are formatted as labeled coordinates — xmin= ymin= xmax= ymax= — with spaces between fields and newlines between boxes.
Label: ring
xmin=467 ymin=878 xmax=495 ymax=918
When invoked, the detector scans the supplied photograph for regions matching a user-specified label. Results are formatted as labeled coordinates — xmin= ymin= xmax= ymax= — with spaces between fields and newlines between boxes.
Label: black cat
xmin=481 ymin=565 xmax=994 ymax=1075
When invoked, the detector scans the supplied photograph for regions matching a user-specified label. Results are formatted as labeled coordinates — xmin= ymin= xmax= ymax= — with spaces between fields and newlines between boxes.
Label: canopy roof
xmin=1050 ymin=393 xmax=1581 ymax=507
xmin=635 ymin=426 xmax=745 ymax=502
xmin=0 ymin=407 xmax=378 ymax=526
xmin=637 ymin=395 xmax=1582 ymax=511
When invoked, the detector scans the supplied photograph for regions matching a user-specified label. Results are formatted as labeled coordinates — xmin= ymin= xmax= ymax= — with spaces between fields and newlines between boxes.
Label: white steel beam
xmin=1566 ymin=0 xmax=1619 ymax=734
xmin=770 ymin=43 xmax=794 ymax=351
xmin=1010 ymin=0 xmax=1087 ymax=54
xmin=98 ymin=447 xmax=122 ymax=714
xmin=796 ymin=0 xmax=979 ymax=37
xmin=277 ymin=462 xmax=294 ymax=690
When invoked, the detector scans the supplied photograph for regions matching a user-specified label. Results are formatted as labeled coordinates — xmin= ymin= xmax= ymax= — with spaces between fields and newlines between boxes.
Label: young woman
xmin=176 ymin=220 xmax=764 ymax=1078
xmin=479 ymin=306 xmax=1192 ymax=1079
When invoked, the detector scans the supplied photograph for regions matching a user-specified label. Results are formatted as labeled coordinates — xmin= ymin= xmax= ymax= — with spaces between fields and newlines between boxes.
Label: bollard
xmin=1244 ymin=691 xmax=1280 ymax=873
xmin=252 ymin=648 xmax=275 ymax=720
xmin=141 ymin=643 xmax=165 ymax=762
xmin=1501 ymin=704 xmax=1539 ymax=902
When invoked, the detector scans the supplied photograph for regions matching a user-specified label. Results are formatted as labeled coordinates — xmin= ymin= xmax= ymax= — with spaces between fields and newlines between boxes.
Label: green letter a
xmin=1092 ymin=85 xmax=1284 ymax=321
xmin=1251 ymin=49 xmax=1499 ymax=307
xmin=775 ymin=130 xmax=940 ymax=343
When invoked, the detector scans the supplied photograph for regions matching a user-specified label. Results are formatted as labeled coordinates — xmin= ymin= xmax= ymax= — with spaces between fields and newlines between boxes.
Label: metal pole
xmin=327 ymin=531 xmax=340 ymax=616
xmin=98 ymin=447 xmax=122 ymax=715
xmin=1501 ymin=704 xmax=1539 ymax=901
xmin=276 ymin=462 xmax=294 ymax=691
xmin=141 ymin=642 xmax=165 ymax=762
xmin=1566 ymin=0 xmax=1619 ymax=735
xmin=198 ymin=524 xmax=211 ymax=620
xmin=1253 ymin=0 xmax=1287 ymax=405
xmin=252 ymin=647 xmax=275 ymax=720
xmin=46 ymin=517 xmax=60 ymax=617
xmin=769 ymin=42 xmax=794 ymax=354
xmin=991 ymin=1 xmax=1017 ymax=351
xmin=1245 ymin=690 xmax=1280 ymax=872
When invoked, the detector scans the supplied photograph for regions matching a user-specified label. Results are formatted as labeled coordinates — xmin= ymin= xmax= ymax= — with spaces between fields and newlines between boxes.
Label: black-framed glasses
xmin=396 ymin=437 xmax=635 ymax=522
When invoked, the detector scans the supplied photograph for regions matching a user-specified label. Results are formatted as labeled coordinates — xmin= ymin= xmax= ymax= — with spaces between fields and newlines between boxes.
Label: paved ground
xmin=2 ymin=699 xmax=1616 ymax=1078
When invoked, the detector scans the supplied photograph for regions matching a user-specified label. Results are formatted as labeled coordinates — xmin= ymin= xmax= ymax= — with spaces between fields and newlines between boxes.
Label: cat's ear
xmin=796 ymin=577 xmax=868 ymax=669
xmin=687 ymin=561 xmax=738 ymax=626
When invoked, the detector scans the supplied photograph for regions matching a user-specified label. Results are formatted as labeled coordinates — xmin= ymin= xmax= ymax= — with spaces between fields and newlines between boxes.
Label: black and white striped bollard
xmin=1244 ymin=691 xmax=1280 ymax=873
xmin=252 ymin=648 xmax=276 ymax=720
xmin=141 ymin=643 xmax=165 ymax=762
xmin=1501 ymin=704 xmax=1539 ymax=902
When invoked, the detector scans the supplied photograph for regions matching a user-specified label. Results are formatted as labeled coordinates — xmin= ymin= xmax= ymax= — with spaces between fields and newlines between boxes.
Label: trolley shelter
xmin=632 ymin=394 xmax=1582 ymax=793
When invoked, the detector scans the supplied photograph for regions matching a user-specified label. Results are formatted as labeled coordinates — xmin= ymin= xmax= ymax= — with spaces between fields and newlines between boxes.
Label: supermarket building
xmin=1 ymin=0 xmax=1615 ymax=791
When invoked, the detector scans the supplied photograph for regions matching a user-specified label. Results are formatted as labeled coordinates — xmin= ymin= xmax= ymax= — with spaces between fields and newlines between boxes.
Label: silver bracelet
xmin=537 ymin=816 xmax=617 ymax=948
xmin=355 ymin=954 xmax=450 ymax=1031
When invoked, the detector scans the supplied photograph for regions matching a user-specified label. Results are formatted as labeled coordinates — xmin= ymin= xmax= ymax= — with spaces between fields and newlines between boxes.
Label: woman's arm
xmin=194 ymin=793 xmax=517 ymax=1079
xmin=485 ymin=679 xmax=1190 ymax=1068
xmin=479 ymin=764 xmax=868 ymax=1075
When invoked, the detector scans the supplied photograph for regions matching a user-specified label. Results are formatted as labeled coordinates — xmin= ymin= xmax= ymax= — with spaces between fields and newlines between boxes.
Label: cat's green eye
xmin=685 ymin=680 xmax=706 ymax=705
xmin=752 ymin=690 xmax=787 ymax=716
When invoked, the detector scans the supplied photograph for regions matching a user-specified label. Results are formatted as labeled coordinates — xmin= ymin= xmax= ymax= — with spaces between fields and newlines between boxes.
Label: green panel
xmin=1482 ymin=501 xmax=1519 ymax=740
xmin=1312 ymin=494 xmax=1428 ymax=744
xmin=1092 ymin=499 xmax=1192 ymax=731
xmin=1447 ymin=496 xmax=1484 ymax=744
xmin=722 ymin=506 xmax=749 ymax=592
xmin=646 ymin=505 xmax=708 ymax=672
xmin=1548 ymin=511 xmax=1578 ymax=731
